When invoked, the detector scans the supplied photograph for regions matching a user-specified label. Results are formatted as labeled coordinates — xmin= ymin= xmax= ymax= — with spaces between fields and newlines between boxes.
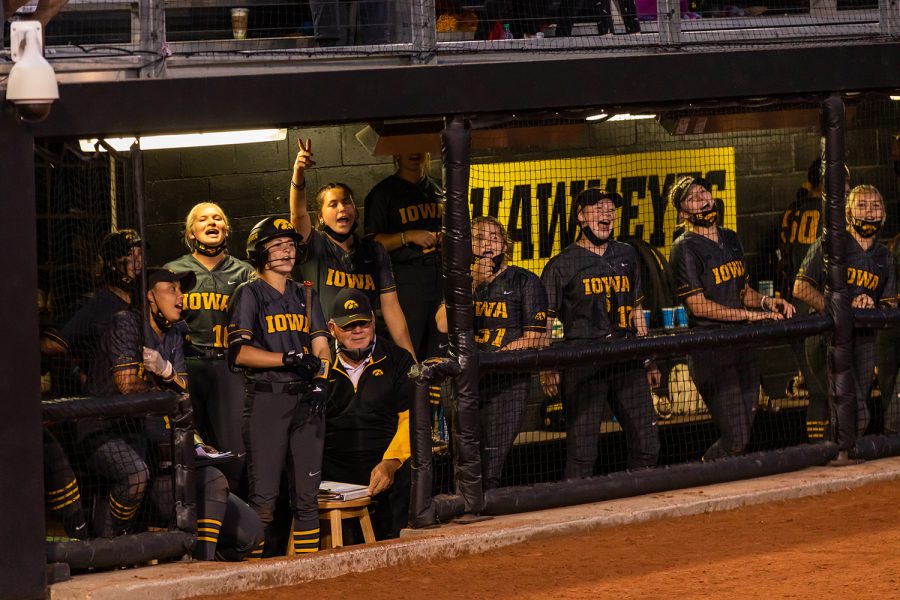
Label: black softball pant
xmin=875 ymin=327 xmax=900 ymax=434
xmin=479 ymin=375 xmax=529 ymax=489
xmin=393 ymin=261 xmax=444 ymax=360
xmin=243 ymin=389 xmax=324 ymax=551
xmin=688 ymin=347 xmax=758 ymax=461
xmin=194 ymin=466 xmax=264 ymax=561
xmin=806 ymin=333 xmax=874 ymax=443
xmin=187 ymin=356 xmax=247 ymax=490
xmin=44 ymin=428 xmax=87 ymax=538
xmin=562 ymin=361 xmax=659 ymax=479
xmin=86 ymin=434 xmax=150 ymax=538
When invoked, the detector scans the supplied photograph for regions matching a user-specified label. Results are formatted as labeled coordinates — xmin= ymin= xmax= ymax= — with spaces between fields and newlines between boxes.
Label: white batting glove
xmin=143 ymin=346 xmax=174 ymax=381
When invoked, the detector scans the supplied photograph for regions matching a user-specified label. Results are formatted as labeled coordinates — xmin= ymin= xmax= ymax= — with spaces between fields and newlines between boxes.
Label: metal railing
xmin=4 ymin=0 xmax=899 ymax=77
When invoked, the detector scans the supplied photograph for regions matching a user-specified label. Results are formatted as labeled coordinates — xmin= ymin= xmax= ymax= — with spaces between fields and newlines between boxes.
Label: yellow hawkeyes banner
xmin=468 ymin=148 xmax=736 ymax=275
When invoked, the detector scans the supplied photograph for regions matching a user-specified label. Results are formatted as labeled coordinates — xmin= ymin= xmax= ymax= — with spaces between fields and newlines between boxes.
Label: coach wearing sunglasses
xmin=323 ymin=288 xmax=415 ymax=541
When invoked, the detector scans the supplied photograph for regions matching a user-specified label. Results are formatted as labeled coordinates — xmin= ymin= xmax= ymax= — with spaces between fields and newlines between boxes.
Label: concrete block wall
xmin=140 ymin=101 xmax=898 ymax=412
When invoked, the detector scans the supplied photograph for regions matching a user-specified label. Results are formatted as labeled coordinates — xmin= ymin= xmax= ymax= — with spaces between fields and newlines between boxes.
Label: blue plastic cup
xmin=642 ymin=309 xmax=652 ymax=329
xmin=675 ymin=306 xmax=688 ymax=327
xmin=661 ymin=307 xmax=675 ymax=329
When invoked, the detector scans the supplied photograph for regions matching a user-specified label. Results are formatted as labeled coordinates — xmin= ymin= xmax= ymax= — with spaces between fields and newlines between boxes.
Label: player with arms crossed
xmin=541 ymin=188 xmax=660 ymax=479
xmin=793 ymin=184 xmax=897 ymax=463
xmin=165 ymin=202 xmax=253 ymax=490
xmin=364 ymin=152 xmax=445 ymax=359
xmin=227 ymin=217 xmax=331 ymax=556
xmin=669 ymin=176 xmax=794 ymax=462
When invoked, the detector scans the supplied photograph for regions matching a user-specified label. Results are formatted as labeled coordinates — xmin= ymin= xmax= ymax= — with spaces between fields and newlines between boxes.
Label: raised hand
xmin=294 ymin=137 xmax=316 ymax=174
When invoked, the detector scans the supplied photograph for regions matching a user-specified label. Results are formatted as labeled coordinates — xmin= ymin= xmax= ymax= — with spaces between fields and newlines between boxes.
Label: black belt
xmin=191 ymin=346 xmax=227 ymax=360
xmin=252 ymin=381 xmax=309 ymax=395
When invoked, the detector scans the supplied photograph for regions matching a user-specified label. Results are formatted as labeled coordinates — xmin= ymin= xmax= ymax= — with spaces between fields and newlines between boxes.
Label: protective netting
xmin=430 ymin=96 xmax=900 ymax=496
xmin=36 ymin=145 xmax=199 ymax=569
xmin=16 ymin=0 xmax=894 ymax=68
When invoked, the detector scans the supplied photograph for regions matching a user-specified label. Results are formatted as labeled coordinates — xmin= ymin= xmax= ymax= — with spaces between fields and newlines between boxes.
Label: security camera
xmin=5 ymin=21 xmax=59 ymax=123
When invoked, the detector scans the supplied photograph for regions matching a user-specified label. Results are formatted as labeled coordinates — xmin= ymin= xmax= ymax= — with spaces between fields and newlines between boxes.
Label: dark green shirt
xmin=163 ymin=254 xmax=253 ymax=349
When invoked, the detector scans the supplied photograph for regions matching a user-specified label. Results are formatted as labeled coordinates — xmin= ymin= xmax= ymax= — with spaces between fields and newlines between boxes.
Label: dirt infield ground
xmin=199 ymin=479 xmax=900 ymax=600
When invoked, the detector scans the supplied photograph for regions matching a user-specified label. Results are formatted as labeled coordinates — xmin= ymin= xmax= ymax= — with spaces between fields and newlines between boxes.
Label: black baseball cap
xmin=574 ymin=187 xmax=623 ymax=210
xmin=146 ymin=267 xmax=196 ymax=293
xmin=668 ymin=176 xmax=710 ymax=210
xmin=330 ymin=288 xmax=373 ymax=327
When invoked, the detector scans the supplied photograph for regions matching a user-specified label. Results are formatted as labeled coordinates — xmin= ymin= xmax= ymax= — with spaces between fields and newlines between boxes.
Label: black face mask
xmin=194 ymin=239 xmax=226 ymax=257
xmin=149 ymin=292 xmax=173 ymax=331
xmin=323 ymin=221 xmax=358 ymax=243
xmin=580 ymin=224 xmax=611 ymax=247
xmin=472 ymin=252 xmax=505 ymax=274
xmin=850 ymin=217 xmax=881 ymax=238
xmin=685 ymin=207 xmax=719 ymax=227
xmin=337 ymin=334 xmax=375 ymax=362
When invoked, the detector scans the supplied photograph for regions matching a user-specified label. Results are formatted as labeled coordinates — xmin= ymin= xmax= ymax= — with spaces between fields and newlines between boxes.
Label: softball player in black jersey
xmin=227 ymin=216 xmax=331 ymax=556
xmin=541 ymin=189 xmax=660 ymax=478
xmin=471 ymin=216 xmax=548 ymax=488
xmin=165 ymin=202 xmax=254 ymax=490
xmin=364 ymin=152 xmax=445 ymax=359
xmin=288 ymin=139 xmax=416 ymax=358
xmin=669 ymin=176 xmax=794 ymax=462
xmin=794 ymin=185 xmax=897 ymax=456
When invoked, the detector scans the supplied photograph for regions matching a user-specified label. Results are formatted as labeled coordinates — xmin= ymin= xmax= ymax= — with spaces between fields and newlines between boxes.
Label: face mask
xmin=149 ymin=292 xmax=173 ymax=331
xmin=580 ymin=223 xmax=611 ymax=247
xmin=337 ymin=334 xmax=375 ymax=362
xmin=194 ymin=239 xmax=226 ymax=257
xmin=322 ymin=221 xmax=358 ymax=243
xmin=472 ymin=252 xmax=505 ymax=274
xmin=685 ymin=207 xmax=718 ymax=227
xmin=850 ymin=217 xmax=881 ymax=238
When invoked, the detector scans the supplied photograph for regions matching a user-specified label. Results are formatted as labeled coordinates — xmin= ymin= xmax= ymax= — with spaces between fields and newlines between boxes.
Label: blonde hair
xmin=846 ymin=185 xmax=885 ymax=225
xmin=184 ymin=202 xmax=231 ymax=251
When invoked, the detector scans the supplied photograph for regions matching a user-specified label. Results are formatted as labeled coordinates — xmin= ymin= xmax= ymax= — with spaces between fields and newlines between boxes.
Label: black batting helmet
xmin=99 ymin=229 xmax=143 ymax=289
xmin=100 ymin=229 xmax=142 ymax=264
xmin=246 ymin=216 xmax=304 ymax=269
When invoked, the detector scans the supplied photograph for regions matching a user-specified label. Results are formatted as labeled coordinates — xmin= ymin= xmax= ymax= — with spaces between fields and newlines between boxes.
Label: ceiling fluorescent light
xmin=79 ymin=128 xmax=287 ymax=152
xmin=607 ymin=114 xmax=657 ymax=121
xmin=585 ymin=113 xmax=609 ymax=122
xmin=890 ymin=95 xmax=900 ymax=101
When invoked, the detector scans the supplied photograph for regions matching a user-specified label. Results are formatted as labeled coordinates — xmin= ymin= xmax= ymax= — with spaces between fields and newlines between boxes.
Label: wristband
xmin=291 ymin=179 xmax=306 ymax=191
xmin=314 ymin=358 xmax=331 ymax=380
xmin=761 ymin=295 xmax=770 ymax=311
xmin=400 ymin=231 xmax=406 ymax=245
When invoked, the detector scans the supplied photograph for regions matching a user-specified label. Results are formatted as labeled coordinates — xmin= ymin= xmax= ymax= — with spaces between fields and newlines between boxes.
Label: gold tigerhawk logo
xmin=372 ymin=369 xmax=383 ymax=376
xmin=344 ymin=299 xmax=358 ymax=310
xmin=274 ymin=218 xmax=293 ymax=230
xmin=534 ymin=311 xmax=546 ymax=322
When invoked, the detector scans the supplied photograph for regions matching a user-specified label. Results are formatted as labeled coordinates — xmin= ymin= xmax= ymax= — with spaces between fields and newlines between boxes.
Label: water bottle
xmin=502 ymin=23 xmax=514 ymax=40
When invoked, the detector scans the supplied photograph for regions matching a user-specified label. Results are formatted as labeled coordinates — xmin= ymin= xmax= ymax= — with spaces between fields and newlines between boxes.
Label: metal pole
xmin=657 ymin=0 xmax=682 ymax=46
xmin=821 ymin=94 xmax=854 ymax=455
xmin=139 ymin=0 xmax=167 ymax=78
xmin=878 ymin=0 xmax=899 ymax=36
xmin=411 ymin=0 xmax=437 ymax=64
xmin=0 ymin=114 xmax=46 ymax=600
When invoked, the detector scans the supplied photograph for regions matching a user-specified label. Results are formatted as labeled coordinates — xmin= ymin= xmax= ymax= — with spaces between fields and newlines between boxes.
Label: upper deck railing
xmin=1 ymin=0 xmax=896 ymax=81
